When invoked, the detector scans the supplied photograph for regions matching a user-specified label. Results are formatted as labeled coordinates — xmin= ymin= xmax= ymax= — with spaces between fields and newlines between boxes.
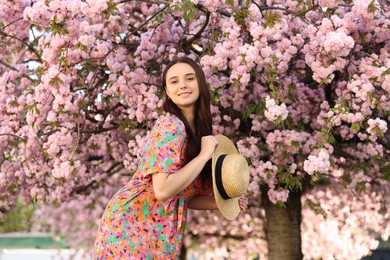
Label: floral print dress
xmin=93 ymin=112 xmax=209 ymax=259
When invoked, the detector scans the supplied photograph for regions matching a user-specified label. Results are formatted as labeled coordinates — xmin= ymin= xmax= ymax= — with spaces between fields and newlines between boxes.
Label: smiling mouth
xmin=178 ymin=92 xmax=192 ymax=96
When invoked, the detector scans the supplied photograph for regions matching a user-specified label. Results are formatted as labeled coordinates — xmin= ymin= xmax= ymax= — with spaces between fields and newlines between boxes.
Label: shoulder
xmin=153 ymin=112 xmax=186 ymax=137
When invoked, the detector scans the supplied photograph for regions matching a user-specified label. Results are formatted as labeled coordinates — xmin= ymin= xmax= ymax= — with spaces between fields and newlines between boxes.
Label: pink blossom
xmin=264 ymin=96 xmax=289 ymax=122
xmin=366 ymin=118 xmax=388 ymax=141
xmin=303 ymin=150 xmax=331 ymax=175
xmin=352 ymin=0 xmax=379 ymax=19
xmin=268 ymin=188 xmax=290 ymax=204
xmin=318 ymin=0 xmax=338 ymax=9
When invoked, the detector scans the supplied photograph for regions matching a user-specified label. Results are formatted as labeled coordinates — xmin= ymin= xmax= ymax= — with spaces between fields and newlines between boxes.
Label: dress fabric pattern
xmin=93 ymin=112 xmax=206 ymax=260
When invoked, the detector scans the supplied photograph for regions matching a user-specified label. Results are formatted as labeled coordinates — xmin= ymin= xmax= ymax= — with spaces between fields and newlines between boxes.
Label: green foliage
xmin=305 ymin=198 xmax=327 ymax=218
xmin=233 ymin=8 xmax=249 ymax=26
xmin=24 ymin=102 xmax=40 ymax=115
xmin=321 ymin=128 xmax=335 ymax=145
xmin=368 ymin=92 xmax=381 ymax=110
xmin=347 ymin=160 xmax=372 ymax=176
xmin=171 ymin=0 xmax=197 ymax=22
xmin=382 ymin=164 xmax=390 ymax=182
xmin=291 ymin=140 xmax=301 ymax=148
xmin=226 ymin=0 xmax=234 ymax=6
xmin=287 ymin=84 xmax=299 ymax=101
xmin=243 ymin=98 xmax=265 ymax=120
xmin=277 ymin=165 xmax=304 ymax=192
xmin=367 ymin=0 xmax=378 ymax=13
xmin=48 ymin=15 xmax=68 ymax=36
xmin=371 ymin=126 xmax=385 ymax=138
xmin=75 ymin=42 xmax=88 ymax=53
xmin=35 ymin=66 xmax=45 ymax=79
xmin=381 ymin=68 xmax=390 ymax=77
xmin=351 ymin=122 xmax=362 ymax=133
xmin=265 ymin=55 xmax=282 ymax=100
xmin=49 ymin=76 xmax=64 ymax=87
xmin=104 ymin=0 xmax=119 ymax=19
xmin=0 ymin=199 xmax=35 ymax=233
xmin=332 ymin=99 xmax=350 ymax=113
xmin=263 ymin=12 xmax=282 ymax=28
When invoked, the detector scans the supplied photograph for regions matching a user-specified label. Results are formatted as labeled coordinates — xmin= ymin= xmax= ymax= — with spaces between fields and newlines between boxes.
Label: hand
xmin=198 ymin=135 xmax=218 ymax=160
xmin=238 ymin=196 xmax=248 ymax=212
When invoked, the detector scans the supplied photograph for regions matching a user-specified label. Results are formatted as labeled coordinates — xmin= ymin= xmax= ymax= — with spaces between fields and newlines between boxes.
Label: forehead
xmin=166 ymin=62 xmax=196 ymax=79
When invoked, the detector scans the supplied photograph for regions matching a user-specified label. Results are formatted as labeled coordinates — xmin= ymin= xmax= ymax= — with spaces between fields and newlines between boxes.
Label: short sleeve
xmin=138 ymin=114 xmax=186 ymax=176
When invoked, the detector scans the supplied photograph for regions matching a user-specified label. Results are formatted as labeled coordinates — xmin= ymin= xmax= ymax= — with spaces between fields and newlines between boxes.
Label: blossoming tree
xmin=1 ymin=0 xmax=389 ymax=259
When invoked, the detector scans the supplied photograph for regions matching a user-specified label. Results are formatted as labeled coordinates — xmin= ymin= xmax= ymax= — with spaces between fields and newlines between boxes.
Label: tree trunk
xmin=261 ymin=187 xmax=303 ymax=260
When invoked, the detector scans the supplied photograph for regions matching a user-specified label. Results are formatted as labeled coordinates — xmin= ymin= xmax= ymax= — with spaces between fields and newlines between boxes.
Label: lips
xmin=178 ymin=92 xmax=192 ymax=97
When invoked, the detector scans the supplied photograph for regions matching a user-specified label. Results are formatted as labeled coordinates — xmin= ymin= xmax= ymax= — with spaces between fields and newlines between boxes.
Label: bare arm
xmin=187 ymin=195 xmax=217 ymax=210
xmin=152 ymin=135 xmax=217 ymax=202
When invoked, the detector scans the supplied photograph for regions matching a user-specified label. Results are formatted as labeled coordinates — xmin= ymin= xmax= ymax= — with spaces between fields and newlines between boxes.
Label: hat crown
xmin=220 ymin=154 xmax=249 ymax=198
xmin=212 ymin=135 xmax=250 ymax=220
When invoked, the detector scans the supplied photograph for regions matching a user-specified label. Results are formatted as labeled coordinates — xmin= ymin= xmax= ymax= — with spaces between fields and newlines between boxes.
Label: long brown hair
xmin=162 ymin=57 xmax=212 ymax=183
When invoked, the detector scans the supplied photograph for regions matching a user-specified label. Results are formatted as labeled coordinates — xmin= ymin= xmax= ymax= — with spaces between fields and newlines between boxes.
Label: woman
xmin=93 ymin=57 xmax=248 ymax=259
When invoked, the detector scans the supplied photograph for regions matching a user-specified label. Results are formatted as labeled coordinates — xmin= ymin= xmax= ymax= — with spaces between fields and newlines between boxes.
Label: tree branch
xmin=181 ymin=10 xmax=210 ymax=54
xmin=71 ymin=161 xmax=124 ymax=195
xmin=0 ymin=18 xmax=24 ymax=31
xmin=0 ymin=60 xmax=18 ymax=71
xmin=80 ymin=125 xmax=119 ymax=134
xmin=105 ymin=4 xmax=168 ymax=58
xmin=0 ymin=31 xmax=43 ymax=63
xmin=0 ymin=133 xmax=27 ymax=141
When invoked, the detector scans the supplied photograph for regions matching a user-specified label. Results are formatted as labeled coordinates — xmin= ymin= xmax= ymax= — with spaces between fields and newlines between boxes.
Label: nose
xmin=180 ymin=80 xmax=187 ymax=89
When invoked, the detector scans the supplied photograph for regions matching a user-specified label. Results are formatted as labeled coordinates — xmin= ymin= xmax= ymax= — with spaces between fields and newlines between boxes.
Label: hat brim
xmin=212 ymin=135 xmax=241 ymax=220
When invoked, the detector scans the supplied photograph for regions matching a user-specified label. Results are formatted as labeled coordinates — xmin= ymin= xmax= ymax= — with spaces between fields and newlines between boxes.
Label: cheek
xmin=165 ymin=86 xmax=174 ymax=96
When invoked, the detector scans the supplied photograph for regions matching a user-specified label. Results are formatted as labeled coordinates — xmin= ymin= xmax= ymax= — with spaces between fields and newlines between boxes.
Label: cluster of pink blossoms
xmin=367 ymin=118 xmax=388 ymax=139
xmin=264 ymin=96 xmax=289 ymax=123
xmin=303 ymin=150 xmax=331 ymax=176
xmin=303 ymin=17 xmax=355 ymax=83
xmin=317 ymin=0 xmax=338 ymax=8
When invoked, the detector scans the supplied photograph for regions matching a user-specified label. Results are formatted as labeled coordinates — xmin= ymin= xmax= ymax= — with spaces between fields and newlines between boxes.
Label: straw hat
xmin=212 ymin=135 xmax=250 ymax=220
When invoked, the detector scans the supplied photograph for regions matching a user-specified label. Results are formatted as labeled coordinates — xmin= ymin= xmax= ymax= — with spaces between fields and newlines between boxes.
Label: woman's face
xmin=165 ymin=62 xmax=200 ymax=112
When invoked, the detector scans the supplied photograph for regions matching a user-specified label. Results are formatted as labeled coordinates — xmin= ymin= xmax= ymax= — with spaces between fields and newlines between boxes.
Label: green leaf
xmin=367 ymin=0 xmax=377 ymax=13
xmin=182 ymin=0 xmax=197 ymax=22
xmin=234 ymin=8 xmax=249 ymax=26
xmin=105 ymin=0 xmax=119 ymax=19
xmin=226 ymin=0 xmax=234 ymax=6
xmin=269 ymin=82 xmax=275 ymax=92
xmin=49 ymin=76 xmax=64 ymax=87
xmin=7 ymin=139 xmax=21 ymax=147
xmin=351 ymin=122 xmax=362 ymax=133
xmin=291 ymin=140 xmax=300 ymax=148
xmin=0 ymin=198 xmax=35 ymax=233
xmin=306 ymin=198 xmax=327 ymax=218
xmin=288 ymin=84 xmax=299 ymax=101
xmin=49 ymin=15 xmax=68 ymax=36
xmin=242 ymin=99 xmax=265 ymax=120
xmin=381 ymin=68 xmax=390 ymax=77
xmin=263 ymin=12 xmax=281 ymax=28
xmin=383 ymin=164 xmax=390 ymax=181
xmin=327 ymin=133 xmax=336 ymax=144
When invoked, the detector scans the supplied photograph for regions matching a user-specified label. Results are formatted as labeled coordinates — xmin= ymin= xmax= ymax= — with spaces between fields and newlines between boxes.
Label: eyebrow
xmin=168 ymin=73 xmax=196 ymax=81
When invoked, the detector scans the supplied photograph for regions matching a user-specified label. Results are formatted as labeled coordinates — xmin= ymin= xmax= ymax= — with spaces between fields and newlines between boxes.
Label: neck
xmin=182 ymin=108 xmax=195 ymax=133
